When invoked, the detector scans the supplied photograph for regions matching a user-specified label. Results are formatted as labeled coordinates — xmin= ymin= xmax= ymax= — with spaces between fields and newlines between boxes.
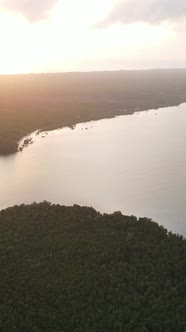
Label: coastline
xmin=13 ymin=101 xmax=186 ymax=155
xmin=1 ymin=69 xmax=186 ymax=156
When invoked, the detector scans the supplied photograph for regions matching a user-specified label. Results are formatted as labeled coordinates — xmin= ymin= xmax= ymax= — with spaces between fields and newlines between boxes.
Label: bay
xmin=1 ymin=103 xmax=186 ymax=235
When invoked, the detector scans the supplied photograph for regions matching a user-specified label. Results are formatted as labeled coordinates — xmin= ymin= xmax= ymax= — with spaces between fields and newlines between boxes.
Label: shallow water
xmin=1 ymin=103 xmax=186 ymax=235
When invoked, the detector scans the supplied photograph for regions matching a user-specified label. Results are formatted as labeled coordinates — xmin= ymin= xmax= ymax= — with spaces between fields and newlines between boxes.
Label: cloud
xmin=100 ymin=0 xmax=186 ymax=26
xmin=0 ymin=0 xmax=58 ymax=22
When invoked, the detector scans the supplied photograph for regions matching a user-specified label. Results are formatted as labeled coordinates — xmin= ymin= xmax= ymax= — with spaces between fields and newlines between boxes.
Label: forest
xmin=0 ymin=202 xmax=185 ymax=331
xmin=1 ymin=69 xmax=186 ymax=156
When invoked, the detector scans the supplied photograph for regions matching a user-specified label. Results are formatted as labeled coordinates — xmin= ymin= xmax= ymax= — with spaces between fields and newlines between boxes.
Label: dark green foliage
xmin=0 ymin=202 xmax=185 ymax=331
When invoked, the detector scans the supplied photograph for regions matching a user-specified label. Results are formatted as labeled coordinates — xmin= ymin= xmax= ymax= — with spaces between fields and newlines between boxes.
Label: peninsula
xmin=0 ymin=202 xmax=185 ymax=331
xmin=1 ymin=69 xmax=186 ymax=156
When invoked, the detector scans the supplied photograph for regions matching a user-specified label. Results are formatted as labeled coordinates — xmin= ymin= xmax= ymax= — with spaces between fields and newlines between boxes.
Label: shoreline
xmin=1 ymin=101 xmax=185 ymax=157
xmin=1 ymin=69 xmax=186 ymax=156
xmin=8 ymin=101 xmax=186 ymax=156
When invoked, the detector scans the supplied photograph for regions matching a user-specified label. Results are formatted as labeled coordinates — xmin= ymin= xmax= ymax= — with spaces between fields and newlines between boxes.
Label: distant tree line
xmin=1 ymin=69 xmax=186 ymax=156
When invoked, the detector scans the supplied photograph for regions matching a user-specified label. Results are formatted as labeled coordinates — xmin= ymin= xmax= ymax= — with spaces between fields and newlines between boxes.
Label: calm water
xmin=1 ymin=103 xmax=186 ymax=235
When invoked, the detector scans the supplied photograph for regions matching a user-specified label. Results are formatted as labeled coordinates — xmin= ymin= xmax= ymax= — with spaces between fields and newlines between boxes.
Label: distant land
xmin=0 ymin=202 xmax=185 ymax=331
xmin=1 ymin=69 xmax=186 ymax=156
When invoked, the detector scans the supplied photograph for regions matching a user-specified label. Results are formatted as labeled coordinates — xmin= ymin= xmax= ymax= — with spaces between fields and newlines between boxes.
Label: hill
xmin=0 ymin=202 xmax=185 ymax=331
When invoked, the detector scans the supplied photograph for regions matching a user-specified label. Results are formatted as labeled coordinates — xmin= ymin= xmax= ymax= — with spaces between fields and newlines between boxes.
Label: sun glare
xmin=0 ymin=13 xmax=30 ymax=74
xmin=0 ymin=0 xmax=174 ymax=74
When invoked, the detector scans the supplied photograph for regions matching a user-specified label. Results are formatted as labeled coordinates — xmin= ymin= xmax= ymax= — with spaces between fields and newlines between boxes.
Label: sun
xmin=0 ymin=13 xmax=29 ymax=74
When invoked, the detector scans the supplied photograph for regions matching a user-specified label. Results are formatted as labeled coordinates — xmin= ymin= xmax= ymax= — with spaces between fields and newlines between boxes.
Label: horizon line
xmin=1 ymin=67 xmax=186 ymax=76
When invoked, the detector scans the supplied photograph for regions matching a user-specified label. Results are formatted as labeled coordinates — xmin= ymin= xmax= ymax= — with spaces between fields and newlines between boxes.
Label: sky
xmin=0 ymin=0 xmax=186 ymax=74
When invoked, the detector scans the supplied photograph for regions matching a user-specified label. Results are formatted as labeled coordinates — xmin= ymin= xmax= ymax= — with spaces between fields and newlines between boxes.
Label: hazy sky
xmin=0 ymin=0 xmax=186 ymax=74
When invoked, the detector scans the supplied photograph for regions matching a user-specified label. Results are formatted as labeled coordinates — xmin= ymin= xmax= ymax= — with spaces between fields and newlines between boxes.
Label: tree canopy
xmin=0 ymin=202 xmax=185 ymax=331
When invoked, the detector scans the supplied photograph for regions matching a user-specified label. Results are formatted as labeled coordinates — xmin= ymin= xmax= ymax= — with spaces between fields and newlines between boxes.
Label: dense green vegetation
xmin=1 ymin=69 xmax=186 ymax=155
xmin=0 ymin=202 xmax=185 ymax=331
